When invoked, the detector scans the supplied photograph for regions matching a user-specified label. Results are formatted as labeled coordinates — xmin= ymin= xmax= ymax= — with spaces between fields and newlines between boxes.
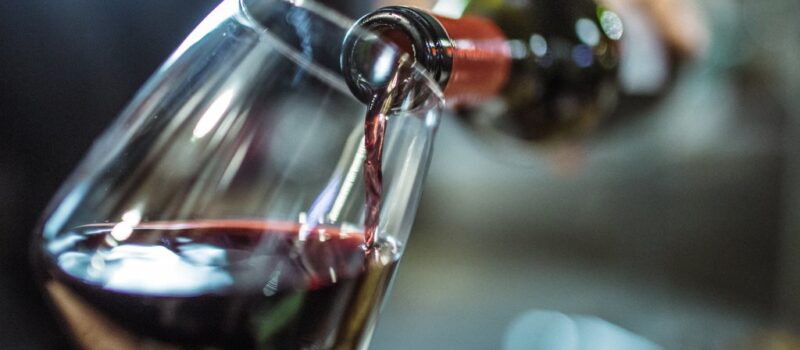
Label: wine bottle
xmin=341 ymin=0 xmax=691 ymax=142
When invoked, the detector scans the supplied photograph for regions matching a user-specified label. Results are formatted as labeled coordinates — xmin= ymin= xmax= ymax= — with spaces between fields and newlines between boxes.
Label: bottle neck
xmin=433 ymin=13 xmax=511 ymax=107
xmin=342 ymin=7 xmax=511 ymax=107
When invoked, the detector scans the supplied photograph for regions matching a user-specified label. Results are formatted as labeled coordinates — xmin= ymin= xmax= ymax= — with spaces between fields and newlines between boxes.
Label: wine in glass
xmin=32 ymin=1 xmax=443 ymax=349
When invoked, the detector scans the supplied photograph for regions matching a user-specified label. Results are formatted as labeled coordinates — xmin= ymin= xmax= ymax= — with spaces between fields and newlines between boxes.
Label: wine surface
xmin=39 ymin=220 xmax=400 ymax=350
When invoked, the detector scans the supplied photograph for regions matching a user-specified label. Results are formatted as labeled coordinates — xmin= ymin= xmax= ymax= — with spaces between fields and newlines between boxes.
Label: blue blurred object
xmin=504 ymin=310 xmax=663 ymax=350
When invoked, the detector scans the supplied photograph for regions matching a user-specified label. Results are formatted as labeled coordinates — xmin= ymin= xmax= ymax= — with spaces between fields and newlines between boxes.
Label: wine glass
xmin=32 ymin=0 xmax=443 ymax=349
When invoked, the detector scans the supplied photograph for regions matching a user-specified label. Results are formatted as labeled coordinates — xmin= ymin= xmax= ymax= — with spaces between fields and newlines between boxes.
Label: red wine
xmin=38 ymin=220 xmax=400 ymax=349
xmin=358 ymin=43 xmax=414 ymax=247
xmin=363 ymin=93 xmax=388 ymax=248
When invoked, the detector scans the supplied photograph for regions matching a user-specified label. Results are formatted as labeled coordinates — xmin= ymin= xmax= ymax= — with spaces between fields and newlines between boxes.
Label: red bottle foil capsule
xmin=433 ymin=14 xmax=511 ymax=107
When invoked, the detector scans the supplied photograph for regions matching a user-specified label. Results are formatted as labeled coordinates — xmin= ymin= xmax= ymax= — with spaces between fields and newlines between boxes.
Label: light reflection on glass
xmin=167 ymin=0 xmax=238 ymax=65
xmin=89 ymin=254 xmax=106 ymax=278
xmin=192 ymin=89 xmax=235 ymax=139
xmin=617 ymin=6 xmax=668 ymax=94
xmin=109 ymin=222 xmax=133 ymax=241
xmin=103 ymin=234 xmax=119 ymax=247
xmin=217 ymin=138 xmax=251 ymax=191
xmin=328 ymin=266 xmax=338 ymax=283
xmin=102 ymin=245 xmax=233 ymax=295
xmin=109 ymin=209 xmax=142 ymax=241
xmin=121 ymin=209 xmax=142 ymax=226
xmin=372 ymin=44 xmax=405 ymax=88
xmin=262 ymin=270 xmax=281 ymax=296
xmin=328 ymin=132 xmax=367 ymax=223
xmin=57 ymin=242 xmax=234 ymax=296
xmin=44 ymin=182 xmax=88 ymax=239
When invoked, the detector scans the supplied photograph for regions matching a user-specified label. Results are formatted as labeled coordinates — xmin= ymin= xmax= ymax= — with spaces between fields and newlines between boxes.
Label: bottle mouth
xmin=239 ymin=1 xmax=444 ymax=107
xmin=341 ymin=6 xmax=452 ymax=105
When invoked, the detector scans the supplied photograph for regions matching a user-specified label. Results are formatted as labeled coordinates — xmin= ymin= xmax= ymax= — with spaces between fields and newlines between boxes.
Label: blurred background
xmin=1 ymin=0 xmax=799 ymax=349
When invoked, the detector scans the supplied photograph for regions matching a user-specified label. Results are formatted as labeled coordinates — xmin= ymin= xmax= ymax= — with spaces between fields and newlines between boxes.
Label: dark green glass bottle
xmin=342 ymin=0 xmax=685 ymax=143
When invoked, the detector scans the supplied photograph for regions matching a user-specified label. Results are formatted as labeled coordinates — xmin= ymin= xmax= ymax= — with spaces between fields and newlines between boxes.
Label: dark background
xmin=0 ymin=1 xmax=219 ymax=347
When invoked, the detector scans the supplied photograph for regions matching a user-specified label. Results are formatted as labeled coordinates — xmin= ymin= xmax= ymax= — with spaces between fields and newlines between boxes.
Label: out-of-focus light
xmin=572 ymin=45 xmax=594 ymax=68
xmin=505 ymin=310 xmax=664 ymax=350
xmin=576 ymin=18 xmax=601 ymax=46
xmin=193 ymin=89 xmax=235 ymax=139
xmin=432 ymin=0 xmax=469 ymax=18
xmin=218 ymin=139 xmax=250 ymax=191
xmin=530 ymin=34 xmax=548 ymax=57
xmin=599 ymin=10 xmax=624 ymax=40
xmin=508 ymin=39 xmax=529 ymax=59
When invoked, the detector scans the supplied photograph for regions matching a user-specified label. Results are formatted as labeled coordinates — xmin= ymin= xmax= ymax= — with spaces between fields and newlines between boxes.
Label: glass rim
xmin=237 ymin=0 xmax=446 ymax=104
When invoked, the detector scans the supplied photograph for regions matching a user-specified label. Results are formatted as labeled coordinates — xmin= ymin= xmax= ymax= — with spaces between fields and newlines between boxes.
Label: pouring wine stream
xmin=362 ymin=53 xmax=414 ymax=248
